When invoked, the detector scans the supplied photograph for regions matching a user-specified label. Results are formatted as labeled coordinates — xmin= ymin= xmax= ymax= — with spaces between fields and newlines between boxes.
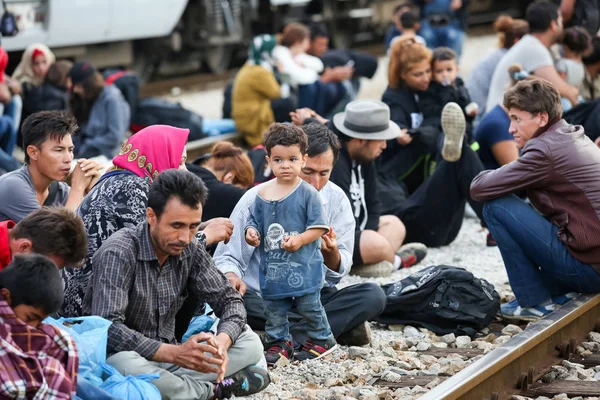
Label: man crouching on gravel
xmin=471 ymin=77 xmax=600 ymax=322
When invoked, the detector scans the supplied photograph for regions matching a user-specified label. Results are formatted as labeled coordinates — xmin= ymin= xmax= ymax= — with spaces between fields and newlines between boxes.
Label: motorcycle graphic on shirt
xmin=264 ymin=223 xmax=303 ymax=288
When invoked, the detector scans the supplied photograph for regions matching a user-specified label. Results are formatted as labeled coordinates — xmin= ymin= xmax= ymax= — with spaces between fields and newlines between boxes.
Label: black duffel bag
xmin=375 ymin=265 xmax=500 ymax=337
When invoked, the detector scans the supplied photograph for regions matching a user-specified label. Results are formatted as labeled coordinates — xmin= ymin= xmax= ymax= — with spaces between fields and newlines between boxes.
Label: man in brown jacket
xmin=471 ymin=78 xmax=600 ymax=322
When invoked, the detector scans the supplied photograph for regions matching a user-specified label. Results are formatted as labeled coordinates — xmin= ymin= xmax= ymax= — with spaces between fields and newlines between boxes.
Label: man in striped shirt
xmin=84 ymin=170 xmax=269 ymax=400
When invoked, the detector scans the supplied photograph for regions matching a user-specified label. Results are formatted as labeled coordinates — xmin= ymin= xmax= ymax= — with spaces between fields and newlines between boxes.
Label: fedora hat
xmin=332 ymin=100 xmax=401 ymax=141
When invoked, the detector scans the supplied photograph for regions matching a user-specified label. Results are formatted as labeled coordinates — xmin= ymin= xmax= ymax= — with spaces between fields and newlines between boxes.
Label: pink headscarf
xmin=112 ymin=125 xmax=189 ymax=182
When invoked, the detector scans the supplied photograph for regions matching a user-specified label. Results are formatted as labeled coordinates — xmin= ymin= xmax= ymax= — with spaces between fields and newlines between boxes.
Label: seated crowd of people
xmin=1 ymin=0 xmax=600 ymax=399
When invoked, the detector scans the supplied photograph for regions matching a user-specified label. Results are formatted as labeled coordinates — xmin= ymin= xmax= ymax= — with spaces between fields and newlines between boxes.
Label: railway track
xmin=140 ymin=71 xmax=235 ymax=97
xmin=413 ymin=294 xmax=600 ymax=400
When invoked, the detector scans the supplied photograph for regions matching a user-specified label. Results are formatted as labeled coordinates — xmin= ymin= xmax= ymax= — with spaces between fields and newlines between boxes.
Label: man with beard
xmin=84 ymin=169 xmax=269 ymax=400
xmin=487 ymin=0 xmax=577 ymax=111
xmin=68 ymin=62 xmax=130 ymax=159
xmin=327 ymin=100 xmax=427 ymax=278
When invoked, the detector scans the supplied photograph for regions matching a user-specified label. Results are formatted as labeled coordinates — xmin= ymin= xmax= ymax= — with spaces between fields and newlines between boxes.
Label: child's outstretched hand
xmin=245 ymin=228 xmax=260 ymax=247
xmin=282 ymin=235 xmax=303 ymax=252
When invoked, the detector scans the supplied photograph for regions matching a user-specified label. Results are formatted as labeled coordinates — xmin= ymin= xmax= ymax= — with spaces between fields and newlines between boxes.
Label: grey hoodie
xmin=75 ymin=85 xmax=130 ymax=159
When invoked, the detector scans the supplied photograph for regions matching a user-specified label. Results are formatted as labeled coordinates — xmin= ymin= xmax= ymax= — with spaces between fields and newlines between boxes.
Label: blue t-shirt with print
xmin=247 ymin=180 xmax=329 ymax=300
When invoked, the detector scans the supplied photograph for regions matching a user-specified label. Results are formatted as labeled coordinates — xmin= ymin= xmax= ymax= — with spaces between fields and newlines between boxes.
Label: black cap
xmin=68 ymin=61 xmax=97 ymax=85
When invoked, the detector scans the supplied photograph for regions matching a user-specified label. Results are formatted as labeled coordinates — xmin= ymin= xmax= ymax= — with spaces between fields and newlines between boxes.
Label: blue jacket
xmin=415 ymin=0 xmax=470 ymax=30
xmin=75 ymin=85 xmax=130 ymax=159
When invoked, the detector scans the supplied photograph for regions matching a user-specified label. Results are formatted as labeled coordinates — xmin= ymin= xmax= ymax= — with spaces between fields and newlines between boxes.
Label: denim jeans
xmin=419 ymin=19 xmax=465 ymax=58
xmin=245 ymin=283 xmax=386 ymax=346
xmin=264 ymin=290 xmax=333 ymax=343
xmin=4 ymin=95 xmax=21 ymax=150
xmin=297 ymin=81 xmax=346 ymax=117
xmin=483 ymin=195 xmax=600 ymax=307
xmin=0 ymin=115 xmax=19 ymax=173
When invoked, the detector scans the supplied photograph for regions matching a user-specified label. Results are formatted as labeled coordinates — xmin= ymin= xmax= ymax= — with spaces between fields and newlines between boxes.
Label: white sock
xmin=392 ymin=255 xmax=403 ymax=271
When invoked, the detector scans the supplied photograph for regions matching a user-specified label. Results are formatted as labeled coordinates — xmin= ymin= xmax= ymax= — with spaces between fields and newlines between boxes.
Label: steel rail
xmin=420 ymin=294 xmax=600 ymax=400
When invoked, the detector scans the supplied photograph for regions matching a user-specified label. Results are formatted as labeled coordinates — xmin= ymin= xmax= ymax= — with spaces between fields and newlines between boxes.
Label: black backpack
xmin=132 ymin=97 xmax=204 ymax=141
xmin=563 ymin=99 xmax=600 ymax=143
xmin=0 ymin=2 xmax=17 ymax=37
xmin=375 ymin=265 xmax=500 ymax=337
xmin=104 ymin=70 xmax=140 ymax=125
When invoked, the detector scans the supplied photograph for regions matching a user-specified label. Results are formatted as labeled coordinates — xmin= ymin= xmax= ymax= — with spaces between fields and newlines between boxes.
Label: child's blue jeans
xmin=264 ymin=290 xmax=332 ymax=344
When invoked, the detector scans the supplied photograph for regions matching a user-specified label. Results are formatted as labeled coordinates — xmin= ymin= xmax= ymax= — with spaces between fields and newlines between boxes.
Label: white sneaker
xmin=350 ymin=261 xmax=393 ymax=278
xmin=441 ymin=102 xmax=466 ymax=162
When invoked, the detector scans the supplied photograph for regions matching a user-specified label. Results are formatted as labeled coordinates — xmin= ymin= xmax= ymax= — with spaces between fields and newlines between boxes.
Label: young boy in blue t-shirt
xmin=245 ymin=123 xmax=337 ymax=366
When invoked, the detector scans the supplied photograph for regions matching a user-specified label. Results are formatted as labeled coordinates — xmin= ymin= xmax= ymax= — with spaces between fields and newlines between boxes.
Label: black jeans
xmin=392 ymin=143 xmax=484 ymax=247
xmin=243 ymin=283 xmax=386 ymax=346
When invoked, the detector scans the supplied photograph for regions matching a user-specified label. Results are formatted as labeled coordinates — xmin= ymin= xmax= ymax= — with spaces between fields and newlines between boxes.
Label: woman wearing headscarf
xmin=12 ymin=44 xmax=55 ymax=132
xmin=22 ymin=60 xmax=72 ymax=124
xmin=60 ymin=125 xmax=190 ymax=317
xmin=12 ymin=44 xmax=56 ymax=88
xmin=232 ymin=34 xmax=295 ymax=147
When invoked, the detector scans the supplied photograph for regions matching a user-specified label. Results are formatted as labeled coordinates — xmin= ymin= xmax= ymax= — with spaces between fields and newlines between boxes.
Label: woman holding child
xmin=22 ymin=60 xmax=72 ymax=123
xmin=379 ymin=36 xmax=484 ymax=247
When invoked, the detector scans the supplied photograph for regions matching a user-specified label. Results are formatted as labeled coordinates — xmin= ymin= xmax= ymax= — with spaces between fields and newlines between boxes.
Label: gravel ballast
xmin=247 ymin=218 xmax=516 ymax=399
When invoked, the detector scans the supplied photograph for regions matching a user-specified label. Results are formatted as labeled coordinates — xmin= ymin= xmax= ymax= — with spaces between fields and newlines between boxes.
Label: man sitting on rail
xmin=471 ymin=77 xmax=600 ymax=321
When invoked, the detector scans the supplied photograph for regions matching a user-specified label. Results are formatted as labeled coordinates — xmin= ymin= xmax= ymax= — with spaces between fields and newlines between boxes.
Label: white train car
xmin=2 ymin=0 xmax=188 ymax=50
xmin=2 ymin=0 xmax=514 ymax=77
xmin=1 ymin=0 xmax=243 ymax=74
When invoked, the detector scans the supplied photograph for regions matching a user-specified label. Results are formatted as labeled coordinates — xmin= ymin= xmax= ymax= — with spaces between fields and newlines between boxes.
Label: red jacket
xmin=0 ymin=220 xmax=15 ymax=270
